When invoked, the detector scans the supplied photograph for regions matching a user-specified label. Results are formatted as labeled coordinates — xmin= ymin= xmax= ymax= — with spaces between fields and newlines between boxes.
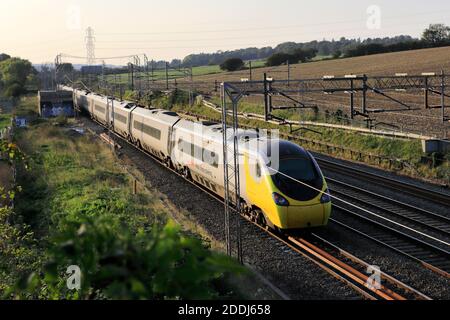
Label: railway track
xmin=329 ymin=205 xmax=450 ymax=278
xmin=327 ymin=178 xmax=450 ymax=241
xmin=267 ymin=229 xmax=431 ymax=300
xmin=85 ymin=117 xmax=433 ymax=300
xmin=317 ymin=157 xmax=450 ymax=208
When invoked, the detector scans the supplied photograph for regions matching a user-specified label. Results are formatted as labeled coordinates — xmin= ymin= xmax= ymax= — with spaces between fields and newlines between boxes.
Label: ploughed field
xmin=196 ymin=47 xmax=450 ymax=81
xmin=192 ymin=47 xmax=450 ymax=138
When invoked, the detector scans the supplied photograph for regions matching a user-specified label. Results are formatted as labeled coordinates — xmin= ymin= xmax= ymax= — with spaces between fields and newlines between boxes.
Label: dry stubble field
xmin=192 ymin=47 xmax=450 ymax=137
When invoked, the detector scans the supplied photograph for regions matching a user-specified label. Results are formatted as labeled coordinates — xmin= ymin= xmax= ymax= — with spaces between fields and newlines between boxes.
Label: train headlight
xmin=320 ymin=189 xmax=331 ymax=203
xmin=272 ymin=192 xmax=290 ymax=207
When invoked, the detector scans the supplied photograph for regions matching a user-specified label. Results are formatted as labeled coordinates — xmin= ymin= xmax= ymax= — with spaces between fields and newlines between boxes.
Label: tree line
xmin=176 ymin=24 xmax=450 ymax=68
xmin=344 ymin=24 xmax=450 ymax=57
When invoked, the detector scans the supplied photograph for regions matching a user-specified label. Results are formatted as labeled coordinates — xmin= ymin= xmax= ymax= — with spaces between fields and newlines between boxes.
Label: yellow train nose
xmin=283 ymin=203 xmax=332 ymax=229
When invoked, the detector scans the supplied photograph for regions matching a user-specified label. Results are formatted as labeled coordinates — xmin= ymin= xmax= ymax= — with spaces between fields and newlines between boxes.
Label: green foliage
xmin=0 ymin=141 xmax=27 ymax=166
xmin=422 ymin=23 xmax=450 ymax=44
xmin=0 ymin=57 xmax=34 ymax=97
xmin=332 ymin=50 xmax=342 ymax=59
xmin=0 ymin=205 xmax=39 ymax=294
xmin=58 ymin=63 xmax=74 ymax=74
xmin=220 ymin=58 xmax=245 ymax=72
xmin=2 ymin=101 xmax=243 ymax=300
xmin=0 ymin=114 xmax=11 ymax=130
xmin=0 ymin=139 xmax=36 ymax=292
xmin=0 ymin=53 xmax=11 ymax=63
xmin=266 ymin=48 xmax=317 ymax=66
xmin=266 ymin=53 xmax=297 ymax=67
xmin=8 ymin=218 xmax=242 ymax=300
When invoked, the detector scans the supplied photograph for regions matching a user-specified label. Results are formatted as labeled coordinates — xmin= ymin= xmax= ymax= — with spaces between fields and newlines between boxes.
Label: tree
xmin=0 ymin=58 xmax=33 ymax=97
xmin=170 ymin=59 xmax=182 ymax=68
xmin=266 ymin=48 xmax=317 ymax=67
xmin=0 ymin=53 xmax=11 ymax=63
xmin=422 ymin=24 xmax=450 ymax=44
xmin=332 ymin=50 xmax=342 ymax=59
xmin=58 ymin=63 xmax=74 ymax=74
xmin=292 ymin=48 xmax=318 ymax=62
xmin=266 ymin=53 xmax=298 ymax=67
xmin=220 ymin=58 xmax=244 ymax=71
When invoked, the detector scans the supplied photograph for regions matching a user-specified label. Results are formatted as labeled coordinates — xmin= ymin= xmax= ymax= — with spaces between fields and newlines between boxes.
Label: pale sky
xmin=1 ymin=0 xmax=449 ymax=64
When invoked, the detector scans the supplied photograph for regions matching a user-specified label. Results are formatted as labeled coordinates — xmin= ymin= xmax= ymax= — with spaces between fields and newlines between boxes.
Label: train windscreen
xmin=271 ymin=155 xmax=323 ymax=202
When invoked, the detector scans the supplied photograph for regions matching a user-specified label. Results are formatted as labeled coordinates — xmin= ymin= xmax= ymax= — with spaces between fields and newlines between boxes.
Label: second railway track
xmin=326 ymin=177 xmax=450 ymax=240
xmin=317 ymin=157 xmax=450 ymax=208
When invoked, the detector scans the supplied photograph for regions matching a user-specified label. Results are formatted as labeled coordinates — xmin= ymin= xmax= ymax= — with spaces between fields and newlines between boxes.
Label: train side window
xmin=256 ymin=163 xmax=261 ymax=178
xmin=203 ymin=149 xmax=219 ymax=168
xmin=193 ymin=144 xmax=203 ymax=161
xmin=113 ymin=112 xmax=127 ymax=124
xmin=134 ymin=120 xmax=143 ymax=131
xmin=178 ymin=139 xmax=192 ymax=156
xmin=95 ymin=104 xmax=106 ymax=114
xmin=135 ymin=121 xmax=161 ymax=140
xmin=142 ymin=123 xmax=161 ymax=140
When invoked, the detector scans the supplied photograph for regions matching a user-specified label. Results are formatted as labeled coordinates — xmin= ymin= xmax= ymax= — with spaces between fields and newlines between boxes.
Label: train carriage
xmin=130 ymin=108 xmax=180 ymax=161
xmin=90 ymin=94 xmax=109 ymax=125
xmin=171 ymin=120 xmax=226 ymax=195
xmin=74 ymin=89 xmax=91 ymax=114
xmin=109 ymin=101 xmax=137 ymax=139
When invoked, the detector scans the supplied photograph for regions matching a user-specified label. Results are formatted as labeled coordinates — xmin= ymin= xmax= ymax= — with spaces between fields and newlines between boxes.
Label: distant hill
xmin=180 ymin=35 xmax=416 ymax=67
xmin=194 ymin=46 xmax=450 ymax=82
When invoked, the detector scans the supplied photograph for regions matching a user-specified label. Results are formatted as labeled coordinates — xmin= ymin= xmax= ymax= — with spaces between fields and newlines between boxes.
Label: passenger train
xmin=61 ymin=86 xmax=332 ymax=230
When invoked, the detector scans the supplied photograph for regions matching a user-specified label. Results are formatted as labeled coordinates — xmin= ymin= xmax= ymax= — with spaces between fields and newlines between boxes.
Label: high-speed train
xmin=61 ymin=86 xmax=332 ymax=230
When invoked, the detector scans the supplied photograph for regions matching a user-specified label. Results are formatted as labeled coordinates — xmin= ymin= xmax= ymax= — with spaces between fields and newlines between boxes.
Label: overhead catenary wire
xmin=96 ymin=9 xmax=450 ymax=36
xmin=266 ymin=166 xmax=450 ymax=248
xmin=95 ymin=18 xmax=450 ymax=46
xmin=59 ymin=53 xmax=142 ymax=61
xmin=94 ymin=24 xmax=444 ymax=51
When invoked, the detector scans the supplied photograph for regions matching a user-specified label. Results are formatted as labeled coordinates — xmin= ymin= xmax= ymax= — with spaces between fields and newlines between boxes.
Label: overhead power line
xmin=96 ymin=9 xmax=450 ymax=36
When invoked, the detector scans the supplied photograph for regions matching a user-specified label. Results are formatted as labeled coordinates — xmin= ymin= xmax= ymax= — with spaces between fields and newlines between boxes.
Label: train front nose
xmin=285 ymin=202 xmax=331 ymax=229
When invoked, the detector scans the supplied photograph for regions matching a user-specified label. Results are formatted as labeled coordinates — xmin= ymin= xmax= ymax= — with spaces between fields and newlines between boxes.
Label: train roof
xmin=238 ymin=139 xmax=309 ymax=166
xmin=174 ymin=119 xmax=260 ymax=143
xmin=132 ymin=107 xmax=181 ymax=126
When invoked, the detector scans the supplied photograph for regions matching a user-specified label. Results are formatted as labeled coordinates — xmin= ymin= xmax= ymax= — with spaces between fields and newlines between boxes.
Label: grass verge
xmin=1 ymin=96 xmax=282 ymax=300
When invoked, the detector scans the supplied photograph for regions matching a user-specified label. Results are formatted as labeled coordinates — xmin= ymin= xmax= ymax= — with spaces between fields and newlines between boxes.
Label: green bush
xmin=3 ymin=109 xmax=244 ymax=300
xmin=220 ymin=58 xmax=244 ymax=72
xmin=7 ymin=217 xmax=242 ymax=300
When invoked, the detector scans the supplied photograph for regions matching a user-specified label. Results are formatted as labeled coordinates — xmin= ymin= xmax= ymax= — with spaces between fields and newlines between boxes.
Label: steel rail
xmin=326 ymin=177 xmax=450 ymax=237
xmin=317 ymin=157 xmax=450 ymax=207
xmin=331 ymin=205 xmax=450 ymax=278
xmin=307 ymin=233 xmax=431 ymax=300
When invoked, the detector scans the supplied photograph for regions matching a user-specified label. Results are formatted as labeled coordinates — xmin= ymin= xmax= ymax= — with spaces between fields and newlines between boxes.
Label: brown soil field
xmin=190 ymin=47 xmax=450 ymax=138
xmin=196 ymin=46 xmax=450 ymax=82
